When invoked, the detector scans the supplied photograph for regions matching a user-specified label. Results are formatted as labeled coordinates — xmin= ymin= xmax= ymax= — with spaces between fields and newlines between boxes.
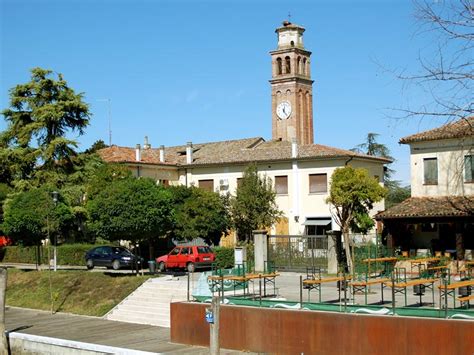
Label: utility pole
xmin=0 ymin=268 xmax=8 ymax=354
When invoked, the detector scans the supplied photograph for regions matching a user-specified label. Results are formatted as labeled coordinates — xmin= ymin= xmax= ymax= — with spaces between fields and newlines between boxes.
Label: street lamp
xmin=52 ymin=191 xmax=59 ymax=272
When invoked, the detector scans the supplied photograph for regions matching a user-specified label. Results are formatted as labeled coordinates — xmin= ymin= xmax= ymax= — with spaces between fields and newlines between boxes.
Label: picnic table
xmin=302 ymin=275 xmax=352 ymax=303
xmin=408 ymin=257 xmax=440 ymax=276
xmin=438 ymin=278 xmax=474 ymax=308
xmin=208 ymin=272 xmax=280 ymax=298
xmin=384 ymin=278 xmax=438 ymax=306
xmin=351 ymin=277 xmax=390 ymax=305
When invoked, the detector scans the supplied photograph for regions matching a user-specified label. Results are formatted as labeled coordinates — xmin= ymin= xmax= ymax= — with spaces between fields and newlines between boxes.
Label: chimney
xmin=144 ymin=136 xmax=151 ymax=149
xmin=291 ymin=138 xmax=298 ymax=158
xmin=135 ymin=144 xmax=141 ymax=161
xmin=186 ymin=142 xmax=193 ymax=164
xmin=159 ymin=145 xmax=165 ymax=163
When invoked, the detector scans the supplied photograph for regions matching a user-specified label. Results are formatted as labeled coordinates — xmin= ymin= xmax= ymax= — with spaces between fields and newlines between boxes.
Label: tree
xmin=1 ymin=67 xmax=90 ymax=188
xmin=86 ymin=177 xmax=173 ymax=258
xmin=396 ymin=0 xmax=473 ymax=122
xmin=172 ymin=187 xmax=231 ymax=246
xmin=326 ymin=166 xmax=387 ymax=273
xmin=231 ymin=164 xmax=282 ymax=242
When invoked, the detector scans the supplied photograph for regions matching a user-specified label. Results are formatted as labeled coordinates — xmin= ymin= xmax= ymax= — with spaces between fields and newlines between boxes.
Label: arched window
xmin=277 ymin=57 xmax=282 ymax=75
xmin=302 ymin=58 xmax=307 ymax=75
xmin=285 ymin=56 xmax=291 ymax=74
xmin=297 ymin=57 xmax=301 ymax=74
xmin=291 ymin=40 xmax=295 ymax=47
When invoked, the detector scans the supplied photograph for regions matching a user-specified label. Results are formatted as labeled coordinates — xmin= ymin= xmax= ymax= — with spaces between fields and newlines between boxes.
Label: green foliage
xmin=84 ymin=139 xmax=108 ymax=154
xmin=231 ymin=164 xmax=282 ymax=242
xmin=2 ymin=188 xmax=73 ymax=246
xmin=327 ymin=166 xmax=387 ymax=273
xmin=385 ymin=182 xmax=411 ymax=209
xmin=212 ymin=247 xmax=234 ymax=269
xmin=172 ymin=186 xmax=230 ymax=245
xmin=351 ymin=133 xmax=394 ymax=180
xmin=6 ymin=269 xmax=150 ymax=316
xmin=0 ymin=244 xmax=101 ymax=265
xmin=1 ymin=67 xmax=90 ymax=187
xmin=86 ymin=177 xmax=173 ymax=243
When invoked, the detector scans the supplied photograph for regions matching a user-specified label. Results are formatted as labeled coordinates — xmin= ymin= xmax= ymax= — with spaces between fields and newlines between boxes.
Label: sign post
xmin=208 ymin=296 xmax=220 ymax=354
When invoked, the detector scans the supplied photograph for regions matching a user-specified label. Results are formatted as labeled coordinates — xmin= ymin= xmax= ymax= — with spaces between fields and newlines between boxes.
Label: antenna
xmin=288 ymin=11 xmax=292 ymax=22
xmin=97 ymin=99 xmax=112 ymax=146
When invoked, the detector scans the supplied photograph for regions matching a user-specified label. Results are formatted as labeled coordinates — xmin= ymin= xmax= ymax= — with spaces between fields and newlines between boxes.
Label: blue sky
xmin=1 ymin=0 xmax=451 ymax=184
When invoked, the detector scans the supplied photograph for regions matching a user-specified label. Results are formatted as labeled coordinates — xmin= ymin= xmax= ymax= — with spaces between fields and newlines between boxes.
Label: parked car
xmin=156 ymin=245 xmax=215 ymax=272
xmin=85 ymin=246 xmax=142 ymax=270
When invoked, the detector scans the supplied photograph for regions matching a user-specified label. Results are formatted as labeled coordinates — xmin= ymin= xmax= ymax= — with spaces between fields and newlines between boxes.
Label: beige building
xmin=377 ymin=117 xmax=474 ymax=258
xmin=99 ymin=21 xmax=389 ymax=240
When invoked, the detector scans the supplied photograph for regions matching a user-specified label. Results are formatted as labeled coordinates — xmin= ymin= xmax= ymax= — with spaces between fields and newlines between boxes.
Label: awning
xmin=302 ymin=219 xmax=331 ymax=226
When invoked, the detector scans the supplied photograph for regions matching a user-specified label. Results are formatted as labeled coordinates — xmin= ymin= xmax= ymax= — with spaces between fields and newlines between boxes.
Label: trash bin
xmin=148 ymin=260 xmax=156 ymax=274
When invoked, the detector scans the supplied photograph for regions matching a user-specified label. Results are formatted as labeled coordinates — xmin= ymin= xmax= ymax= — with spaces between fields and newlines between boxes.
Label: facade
xmin=376 ymin=117 xmax=474 ymax=258
xmin=99 ymin=22 xmax=389 ymax=241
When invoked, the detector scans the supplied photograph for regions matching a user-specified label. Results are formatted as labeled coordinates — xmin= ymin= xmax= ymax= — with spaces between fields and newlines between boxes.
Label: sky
xmin=0 ymin=0 xmax=454 ymax=184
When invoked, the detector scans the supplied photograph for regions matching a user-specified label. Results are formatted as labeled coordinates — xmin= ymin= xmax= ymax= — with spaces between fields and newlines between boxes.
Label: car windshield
xmin=197 ymin=246 xmax=212 ymax=254
xmin=111 ymin=247 xmax=130 ymax=255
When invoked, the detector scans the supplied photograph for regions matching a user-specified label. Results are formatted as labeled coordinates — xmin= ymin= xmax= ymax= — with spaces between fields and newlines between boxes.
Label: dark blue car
xmin=85 ymin=246 xmax=142 ymax=270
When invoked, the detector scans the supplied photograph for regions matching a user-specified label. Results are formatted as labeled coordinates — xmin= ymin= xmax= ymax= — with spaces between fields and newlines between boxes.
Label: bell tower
xmin=270 ymin=21 xmax=314 ymax=145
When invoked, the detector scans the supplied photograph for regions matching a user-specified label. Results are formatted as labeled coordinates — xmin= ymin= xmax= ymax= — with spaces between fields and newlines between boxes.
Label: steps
xmin=105 ymin=275 xmax=193 ymax=328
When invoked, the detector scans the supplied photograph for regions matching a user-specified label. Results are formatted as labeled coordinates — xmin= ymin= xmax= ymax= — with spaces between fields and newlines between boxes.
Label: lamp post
xmin=52 ymin=191 xmax=59 ymax=272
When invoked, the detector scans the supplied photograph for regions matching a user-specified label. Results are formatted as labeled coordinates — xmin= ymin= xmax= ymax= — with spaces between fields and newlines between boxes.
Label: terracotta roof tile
xmin=399 ymin=117 xmax=474 ymax=144
xmin=376 ymin=196 xmax=474 ymax=220
xmin=98 ymin=137 xmax=391 ymax=167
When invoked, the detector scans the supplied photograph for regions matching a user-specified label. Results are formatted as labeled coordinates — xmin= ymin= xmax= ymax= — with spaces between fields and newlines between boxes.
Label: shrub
xmin=213 ymin=247 xmax=234 ymax=269
xmin=1 ymin=244 xmax=104 ymax=266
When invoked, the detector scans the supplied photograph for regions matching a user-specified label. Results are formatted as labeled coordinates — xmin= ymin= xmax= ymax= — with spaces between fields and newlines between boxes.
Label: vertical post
xmin=343 ymin=272 xmax=347 ymax=313
xmin=187 ymin=271 xmax=190 ymax=302
xmin=210 ymin=296 xmax=220 ymax=355
xmin=259 ymin=276 xmax=262 ymax=307
xmin=391 ymin=271 xmax=396 ymax=316
xmin=444 ymin=279 xmax=448 ymax=319
xmin=0 ymin=268 xmax=8 ymax=354
xmin=299 ymin=275 xmax=303 ymax=309
xmin=253 ymin=230 xmax=268 ymax=273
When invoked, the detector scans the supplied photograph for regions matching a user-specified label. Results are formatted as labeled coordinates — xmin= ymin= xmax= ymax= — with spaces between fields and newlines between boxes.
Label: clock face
xmin=276 ymin=101 xmax=292 ymax=119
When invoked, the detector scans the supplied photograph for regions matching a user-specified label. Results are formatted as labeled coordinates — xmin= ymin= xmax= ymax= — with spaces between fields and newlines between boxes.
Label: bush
xmin=213 ymin=247 xmax=234 ymax=269
xmin=0 ymin=244 xmax=104 ymax=266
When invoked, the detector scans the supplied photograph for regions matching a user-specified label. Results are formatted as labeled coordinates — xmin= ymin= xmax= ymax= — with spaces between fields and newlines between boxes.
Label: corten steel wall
xmin=170 ymin=302 xmax=474 ymax=355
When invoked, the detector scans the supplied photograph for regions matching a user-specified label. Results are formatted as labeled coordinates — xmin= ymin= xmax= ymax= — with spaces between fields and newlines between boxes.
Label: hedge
xmin=212 ymin=247 xmax=234 ymax=269
xmin=0 ymin=244 xmax=100 ymax=266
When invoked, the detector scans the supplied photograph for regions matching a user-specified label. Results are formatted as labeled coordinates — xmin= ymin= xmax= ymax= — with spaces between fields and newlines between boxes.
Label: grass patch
xmin=6 ymin=269 xmax=152 ymax=316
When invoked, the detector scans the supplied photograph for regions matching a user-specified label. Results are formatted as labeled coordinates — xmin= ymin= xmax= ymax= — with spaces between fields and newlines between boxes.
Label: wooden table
xmin=208 ymin=272 xmax=280 ymax=298
xmin=438 ymin=279 xmax=474 ymax=308
xmin=408 ymin=257 xmax=440 ymax=275
xmin=303 ymin=275 xmax=352 ymax=303
xmin=384 ymin=278 xmax=438 ymax=306
xmin=362 ymin=257 xmax=398 ymax=277
xmin=351 ymin=278 xmax=390 ymax=305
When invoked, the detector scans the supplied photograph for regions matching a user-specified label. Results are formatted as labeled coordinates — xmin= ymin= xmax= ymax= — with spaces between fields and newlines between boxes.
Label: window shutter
xmin=309 ymin=174 xmax=327 ymax=193
xmin=275 ymin=176 xmax=288 ymax=194
xmin=423 ymin=158 xmax=438 ymax=184
xmin=198 ymin=179 xmax=214 ymax=191
xmin=465 ymin=155 xmax=473 ymax=182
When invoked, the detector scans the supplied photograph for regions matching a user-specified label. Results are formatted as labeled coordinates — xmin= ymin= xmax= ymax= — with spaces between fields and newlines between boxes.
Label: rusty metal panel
xmin=171 ymin=302 xmax=474 ymax=354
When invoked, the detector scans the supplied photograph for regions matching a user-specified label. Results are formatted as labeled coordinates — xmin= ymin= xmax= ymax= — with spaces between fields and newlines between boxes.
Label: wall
xmin=170 ymin=302 xmax=474 ymax=355
xmin=409 ymin=137 xmax=474 ymax=197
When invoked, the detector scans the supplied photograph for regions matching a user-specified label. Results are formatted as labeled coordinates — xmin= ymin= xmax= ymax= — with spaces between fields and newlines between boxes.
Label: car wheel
xmin=187 ymin=262 xmax=195 ymax=273
xmin=112 ymin=259 xmax=121 ymax=270
xmin=158 ymin=262 xmax=166 ymax=272
xmin=86 ymin=259 xmax=94 ymax=270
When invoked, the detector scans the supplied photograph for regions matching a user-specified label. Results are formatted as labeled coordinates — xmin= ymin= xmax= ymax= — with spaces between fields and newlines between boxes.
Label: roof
xmin=376 ymin=196 xmax=474 ymax=220
xmin=399 ymin=117 xmax=474 ymax=144
xmin=97 ymin=137 xmax=391 ymax=167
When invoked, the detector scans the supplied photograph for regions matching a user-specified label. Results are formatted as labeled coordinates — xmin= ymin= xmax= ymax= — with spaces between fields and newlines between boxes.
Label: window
xmin=170 ymin=248 xmax=180 ymax=255
xmin=423 ymin=158 xmax=438 ymax=185
xmin=285 ymin=56 xmax=291 ymax=74
xmin=276 ymin=57 xmax=282 ymax=75
xmin=275 ymin=176 xmax=288 ymax=194
xmin=198 ymin=179 xmax=214 ymax=191
xmin=197 ymin=246 xmax=212 ymax=254
xmin=180 ymin=247 xmax=191 ymax=255
xmin=465 ymin=155 xmax=473 ymax=182
xmin=309 ymin=174 xmax=327 ymax=193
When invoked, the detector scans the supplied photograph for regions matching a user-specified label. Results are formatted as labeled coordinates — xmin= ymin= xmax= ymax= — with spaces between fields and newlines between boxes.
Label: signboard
xmin=205 ymin=308 xmax=214 ymax=324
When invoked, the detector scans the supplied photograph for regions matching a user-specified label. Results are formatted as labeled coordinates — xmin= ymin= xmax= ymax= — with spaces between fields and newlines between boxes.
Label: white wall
xmin=409 ymin=137 xmax=474 ymax=197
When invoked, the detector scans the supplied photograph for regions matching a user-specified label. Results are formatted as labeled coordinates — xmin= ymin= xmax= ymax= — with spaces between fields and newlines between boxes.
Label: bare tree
xmin=396 ymin=0 xmax=473 ymax=124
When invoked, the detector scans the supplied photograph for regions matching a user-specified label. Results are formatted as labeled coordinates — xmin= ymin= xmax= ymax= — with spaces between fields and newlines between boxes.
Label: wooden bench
xmin=458 ymin=294 xmax=474 ymax=308
xmin=208 ymin=272 xmax=280 ymax=297
xmin=351 ymin=278 xmax=390 ymax=305
xmin=303 ymin=275 xmax=352 ymax=303
xmin=438 ymin=279 xmax=474 ymax=308
xmin=384 ymin=278 xmax=438 ymax=306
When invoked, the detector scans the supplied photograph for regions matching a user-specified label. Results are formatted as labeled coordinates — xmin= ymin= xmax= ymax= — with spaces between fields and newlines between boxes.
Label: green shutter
xmin=465 ymin=155 xmax=473 ymax=182
xmin=423 ymin=158 xmax=438 ymax=185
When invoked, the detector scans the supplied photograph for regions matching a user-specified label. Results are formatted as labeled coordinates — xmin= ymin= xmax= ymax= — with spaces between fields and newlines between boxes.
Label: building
xmin=99 ymin=21 xmax=389 ymax=240
xmin=376 ymin=117 xmax=474 ymax=259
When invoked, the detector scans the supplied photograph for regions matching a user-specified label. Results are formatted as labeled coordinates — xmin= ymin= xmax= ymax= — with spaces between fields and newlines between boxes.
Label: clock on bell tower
xmin=270 ymin=21 xmax=314 ymax=145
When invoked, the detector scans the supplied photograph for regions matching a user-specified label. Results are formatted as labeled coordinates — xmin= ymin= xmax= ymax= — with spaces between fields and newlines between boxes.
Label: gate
xmin=267 ymin=235 xmax=328 ymax=272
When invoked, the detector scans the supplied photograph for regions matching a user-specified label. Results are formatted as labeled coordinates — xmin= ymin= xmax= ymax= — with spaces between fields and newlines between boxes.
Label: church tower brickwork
xmin=270 ymin=21 xmax=314 ymax=145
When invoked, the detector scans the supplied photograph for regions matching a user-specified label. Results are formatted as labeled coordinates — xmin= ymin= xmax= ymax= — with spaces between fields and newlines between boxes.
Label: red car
xmin=156 ymin=245 xmax=215 ymax=272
